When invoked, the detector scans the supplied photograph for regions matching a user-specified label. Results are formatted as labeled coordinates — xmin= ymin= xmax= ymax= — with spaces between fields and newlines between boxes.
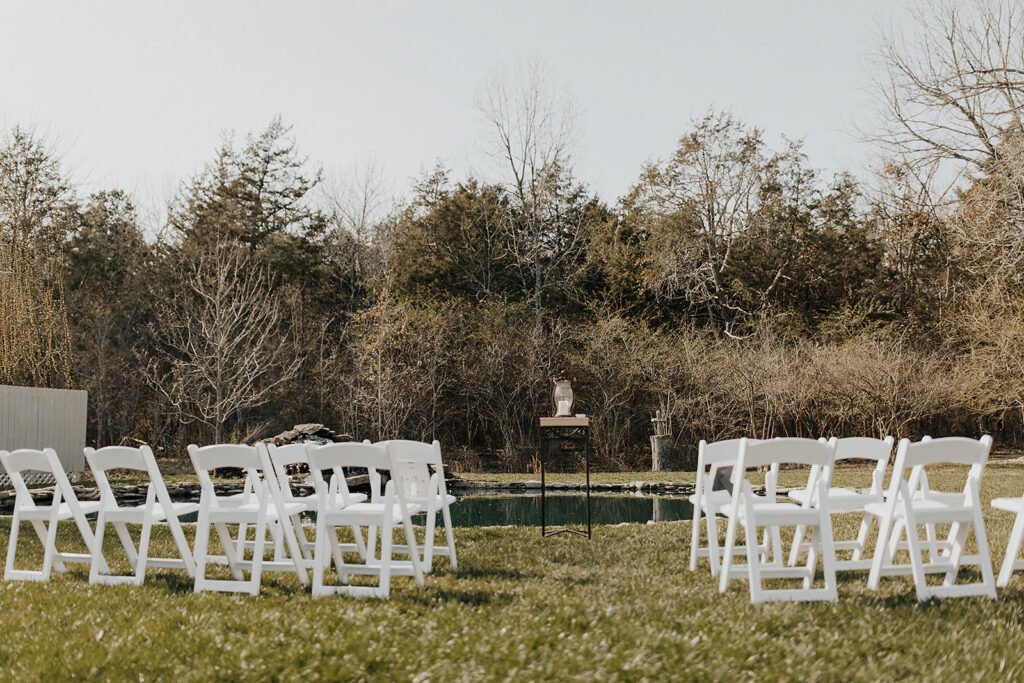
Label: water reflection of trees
xmin=437 ymin=494 xmax=694 ymax=527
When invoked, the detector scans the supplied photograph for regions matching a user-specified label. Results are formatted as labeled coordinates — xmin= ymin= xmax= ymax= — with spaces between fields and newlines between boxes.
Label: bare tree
xmin=151 ymin=243 xmax=301 ymax=442
xmin=874 ymin=0 xmax=1024 ymax=176
xmin=475 ymin=61 xmax=588 ymax=326
xmin=627 ymin=111 xmax=770 ymax=337
xmin=322 ymin=158 xmax=392 ymax=309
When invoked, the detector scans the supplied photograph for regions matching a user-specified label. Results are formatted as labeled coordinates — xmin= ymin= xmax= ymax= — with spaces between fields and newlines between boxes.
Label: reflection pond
xmin=140 ymin=492 xmax=695 ymax=527
xmin=423 ymin=492 xmax=694 ymax=527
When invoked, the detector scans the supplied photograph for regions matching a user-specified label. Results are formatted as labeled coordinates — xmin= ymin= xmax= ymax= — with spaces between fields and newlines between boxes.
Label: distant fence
xmin=0 ymin=385 xmax=88 ymax=484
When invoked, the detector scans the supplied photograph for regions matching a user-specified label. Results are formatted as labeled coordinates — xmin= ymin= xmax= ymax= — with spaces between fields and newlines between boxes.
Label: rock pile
xmin=259 ymin=424 xmax=355 ymax=477
xmin=263 ymin=423 xmax=354 ymax=448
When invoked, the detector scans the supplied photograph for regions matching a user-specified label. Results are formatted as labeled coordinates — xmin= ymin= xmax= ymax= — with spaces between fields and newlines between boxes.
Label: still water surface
xmin=424 ymin=492 xmax=694 ymax=527
xmin=124 ymin=492 xmax=695 ymax=527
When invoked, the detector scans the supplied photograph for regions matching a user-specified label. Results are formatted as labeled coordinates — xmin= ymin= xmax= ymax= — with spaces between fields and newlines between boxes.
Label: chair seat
xmin=865 ymin=499 xmax=976 ymax=523
xmin=104 ymin=500 xmax=201 ymax=520
xmin=992 ymin=497 xmax=1024 ymax=513
xmin=18 ymin=500 xmax=101 ymax=521
xmin=152 ymin=501 xmax=200 ymax=520
xmin=288 ymin=492 xmax=365 ymax=510
xmin=688 ymin=489 xmax=731 ymax=507
xmin=322 ymin=501 xmax=424 ymax=524
xmin=914 ymin=491 xmax=965 ymax=506
xmin=408 ymin=493 xmax=456 ymax=507
xmin=208 ymin=501 xmax=306 ymax=523
xmin=722 ymin=501 xmax=821 ymax=525
xmin=790 ymin=487 xmax=877 ymax=509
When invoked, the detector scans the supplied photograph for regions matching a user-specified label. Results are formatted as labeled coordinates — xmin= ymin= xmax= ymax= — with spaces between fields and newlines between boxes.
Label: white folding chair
xmin=689 ymin=438 xmax=771 ymax=575
xmin=265 ymin=442 xmax=318 ymax=563
xmin=719 ymin=437 xmax=838 ymax=603
xmin=187 ymin=444 xmax=307 ymax=595
xmin=84 ymin=445 xmax=198 ymax=585
xmin=306 ymin=442 xmax=424 ymax=598
xmin=788 ymin=436 xmax=894 ymax=571
xmin=992 ymin=493 xmax=1024 ymax=587
xmin=378 ymin=439 xmax=457 ymax=571
xmin=866 ymin=436 xmax=996 ymax=602
xmin=1 ymin=448 xmax=103 ymax=582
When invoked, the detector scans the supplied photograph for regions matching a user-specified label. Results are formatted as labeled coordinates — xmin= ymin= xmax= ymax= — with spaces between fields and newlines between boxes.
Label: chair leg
xmin=971 ymin=505 xmax=998 ymax=599
xmin=943 ymin=521 xmax=970 ymax=587
xmin=851 ymin=512 xmax=873 ymax=562
xmin=689 ymin=498 xmax=702 ymax=571
xmin=442 ymin=503 xmax=457 ymax=569
xmin=819 ymin=507 xmax=838 ymax=601
xmin=168 ymin=518 xmax=196 ymax=578
xmin=925 ymin=520 xmax=940 ymax=564
xmin=114 ymin=522 xmax=138 ymax=567
xmin=4 ymin=511 xmax=20 ymax=580
xmin=89 ymin=511 xmax=108 ymax=584
xmin=718 ymin=514 xmax=737 ymax=593
xmin=193 ymin=509 xmax=211 ymax=593
xmin=422 ymin=502 xmax=437 ymax=571
xmin=707 ymin=512 xmax=722 ymax=578
xmin=281 ymin=515 xmax=310 ymax=584
xmin=867 ymin=513 xmax=892 ymax=591
xmin=886 ymin=519 xmax=906 ymax=563
xmin=329 ymin=527 xmax=348 ymax=584
xmin=312 ymin=514 xmax=328 ymax=597
xmin=248 ymin=510 xmax=267 ymax=596
xmin=744 ymin=521 xmax=764 ymax=603
xmin=902 ymin=505 xmax=930 ymax=602
xmin=377 ymin=520 xmax=393 ymax=599
xmin=789 ymin=523 xmax=807 ymax=567
xmin=804 ymin=525 xmax=819 ymax=591
xmin=135 ymin=505 xmax=154 ymax=586
xmin=401 ymin=512 xmax=425 ymax=588
xmin=214 ymin=523 xmax=245 ymax=581
xmin=41 ymin=507 xmax=60 ymax=582
xmin=769 ymin=525 xmax=784 ymax=567
xmin=235 ymin=521 xmax=248 ymax=560
xmin=998 ymin=513 xmax=1024 ymax=587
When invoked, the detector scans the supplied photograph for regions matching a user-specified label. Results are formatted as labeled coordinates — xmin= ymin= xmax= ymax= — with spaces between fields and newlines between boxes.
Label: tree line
xmin=4 ymin=0 xmax=1024 ymax=470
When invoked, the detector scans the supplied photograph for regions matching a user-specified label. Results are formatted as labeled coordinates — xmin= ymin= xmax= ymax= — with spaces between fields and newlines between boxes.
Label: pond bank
xmin=448 ymin=478 xmax=696 ymax=495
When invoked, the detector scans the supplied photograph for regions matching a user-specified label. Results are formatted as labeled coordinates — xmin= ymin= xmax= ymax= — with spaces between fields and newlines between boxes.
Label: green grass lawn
xmin=4 ymin=463 xmax=1024 ymax=679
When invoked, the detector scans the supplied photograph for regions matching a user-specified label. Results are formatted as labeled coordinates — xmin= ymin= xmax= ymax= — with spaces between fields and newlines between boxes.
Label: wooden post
xmin=650 ymin=410 xmax=671 ymax=472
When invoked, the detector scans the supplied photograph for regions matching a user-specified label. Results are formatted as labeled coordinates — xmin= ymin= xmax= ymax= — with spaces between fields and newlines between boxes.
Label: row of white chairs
xmin=688 ymin=435 xmax=1022 ymax=603
xmin=0 ymin=439 xmax=457 ymax=598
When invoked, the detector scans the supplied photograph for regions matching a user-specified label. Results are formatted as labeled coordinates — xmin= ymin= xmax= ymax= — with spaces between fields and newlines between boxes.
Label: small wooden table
xmin=538 ymin=416 xmax=592 ymax=538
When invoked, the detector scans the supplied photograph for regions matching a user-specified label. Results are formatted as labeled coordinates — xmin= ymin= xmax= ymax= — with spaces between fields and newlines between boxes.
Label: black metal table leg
xmin=541 ymin=445 xmax=547 ymax=536
xmin=539 ymin=421 xmax=592 ymax=538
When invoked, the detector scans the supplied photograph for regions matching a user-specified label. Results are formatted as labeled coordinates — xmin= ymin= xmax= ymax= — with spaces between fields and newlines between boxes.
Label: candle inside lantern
xmin=557 ymin=399 xmax=571 ymax=416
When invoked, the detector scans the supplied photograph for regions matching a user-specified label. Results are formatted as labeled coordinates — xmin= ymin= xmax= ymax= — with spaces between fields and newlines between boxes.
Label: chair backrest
xmin=1 ymin=448 xmax=64 ymax=508
xmin=829 ymin=436 xmax=894 ymax=494
xmin=889 ymin=435 xmax=992 ymax=500
xmin=187 ymin=444 xmax=266 ymax=506
xmin=698 ymin=439 xmax=743 ymax=467
xmin=86 ymin=444 xmax=187 ymax=522
xmin=736 ymin=437 xmax=834 ymax=471
xmin=696 ymin=438 xmax=745 ymax=495
xmin=85 ymin=446 xmax=150 ymax=507
xmin=305 ymin=442 xmax=386 ymax=508
xmin=0 ymin=448 xmax=86 ymax=517
xmin=265 ymin=443 xmax=309 ymax=500
xmin=834 ymin=436 xmax=894 ymax=463
xmin=379 ymin=440 xmax=444 ymax=500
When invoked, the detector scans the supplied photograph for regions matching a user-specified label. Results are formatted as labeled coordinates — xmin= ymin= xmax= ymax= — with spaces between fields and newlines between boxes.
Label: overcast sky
xmin=0 ymin=0 xmax=914 ymax=213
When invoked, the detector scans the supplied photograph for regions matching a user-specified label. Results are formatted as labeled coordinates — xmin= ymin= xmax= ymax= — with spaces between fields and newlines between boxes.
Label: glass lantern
xmin=551 ymin=371 xmax=575 ymax=417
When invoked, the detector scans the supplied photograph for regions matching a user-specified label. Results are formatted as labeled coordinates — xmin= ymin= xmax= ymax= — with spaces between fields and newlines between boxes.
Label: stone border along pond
xmin=449 ymin=478 xmax=697 ymax=496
